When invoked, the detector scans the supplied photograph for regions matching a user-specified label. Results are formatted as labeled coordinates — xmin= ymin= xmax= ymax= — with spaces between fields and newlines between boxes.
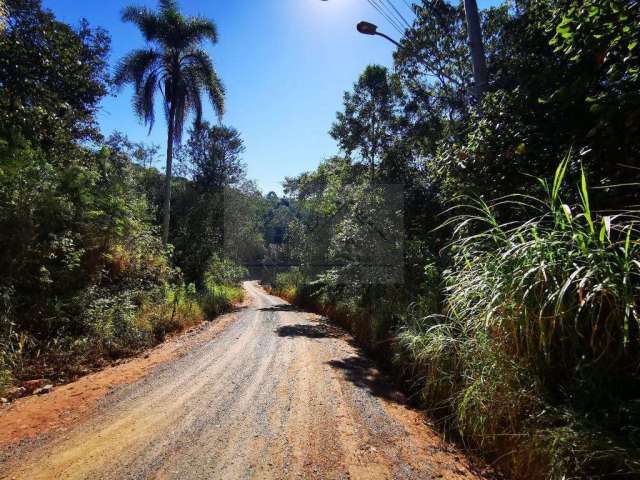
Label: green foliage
xmin=199 ymin=284 xmax=243 ymax=319
xmin=547 ymin=0 xmax=640 ymax=120
xmin=0 ymin=0 xmax=217 ymax=387
xmin=445 ymin=159 xmax=639 ymax=376
xmin=186 ymin=122 xmax=246 ymax=192
xmin=421 ymin=0 xmax=640 ymax=205
xmin=0 ymin=0 xmax=110 ymax=149
xmin=330 ymin=65 xmax=404 ymax=176
xmin=398 ymin=163 xmax=640 ymax=478
xmin=142 ymin=283 xmax=203 ymax=342
xmin=198 ymin=256 xmax=246 ymax=318
xmin=204 ymin=255 xmax=248 ymax=286
xmin=168 ymin=124 xmax=261 ymax=285
xmin=272 ymin=268 xmax=306 ymax=301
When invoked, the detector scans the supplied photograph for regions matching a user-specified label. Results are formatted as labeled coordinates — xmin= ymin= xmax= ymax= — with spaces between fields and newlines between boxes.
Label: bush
xmin=200 ymin=284 xmax=244 ymax=319
xmin=204 ymin=255 xmax=248 ymax=286
xmin=138 ymin=283 xmax=204 ymax=342
xmin=199 ymin=256 xmax=246 ymax=318
xmin=398 ymin=159 xmax=640 ymax=479
xmin=272 ymin=267 xmax=306 ymax=302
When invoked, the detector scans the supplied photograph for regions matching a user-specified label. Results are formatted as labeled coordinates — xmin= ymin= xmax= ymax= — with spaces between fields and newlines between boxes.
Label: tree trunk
xmin=464 ymin=0 xmax=488 ymax=97
xmin=162 ymin=104 xmax=176 ymax=246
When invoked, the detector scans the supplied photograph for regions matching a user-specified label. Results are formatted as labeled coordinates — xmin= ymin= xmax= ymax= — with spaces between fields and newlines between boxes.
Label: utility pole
xmin=464 ymin=0 xmax=488 ymax=97
xmin=325 ymin=0 xmax=488 ymax=96
xmin=0 ymin=0 xmax=7 ymax=33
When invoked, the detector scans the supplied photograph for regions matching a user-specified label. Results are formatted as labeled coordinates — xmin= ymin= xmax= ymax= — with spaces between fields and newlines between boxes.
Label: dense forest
xmin=1 ymin=0 xmax=639 ymax=479
xmin=0 ymin=0 xmax=261 ymax=384
xmin=265 ymin=1 xmax=640 ymax=478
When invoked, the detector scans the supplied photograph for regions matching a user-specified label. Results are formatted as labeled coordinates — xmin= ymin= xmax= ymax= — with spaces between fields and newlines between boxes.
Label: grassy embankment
xmin=271 ymin=162 xmax=640 ymax=479
xmin=1 ymin=274 xmax=244 ymax=398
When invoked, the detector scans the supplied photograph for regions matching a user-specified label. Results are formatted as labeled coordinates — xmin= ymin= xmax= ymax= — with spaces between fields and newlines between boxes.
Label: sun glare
xmin=296 ymin=0 xmax=358 ymax=23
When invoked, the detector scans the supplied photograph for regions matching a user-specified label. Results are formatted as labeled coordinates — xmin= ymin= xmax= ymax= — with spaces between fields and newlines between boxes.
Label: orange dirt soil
xmin=0 ymin=312 xmax=239 ymax=448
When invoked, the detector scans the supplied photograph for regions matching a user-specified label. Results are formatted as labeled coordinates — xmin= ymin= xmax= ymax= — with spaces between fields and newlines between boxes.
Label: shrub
xmin=200 ymin=284 xmax=244 ymax=319
xmin=200 ymin=256 xmax=246 ymax=318
xmin=139 ymin=283 xmax=204 ymax=342
xmin=204 ymin=255 xmax=248 ymax=286
xmin=398 ymin=158 xmax=640 ymax=479
xmin=272 ymin=267 xmax=306 ymax=302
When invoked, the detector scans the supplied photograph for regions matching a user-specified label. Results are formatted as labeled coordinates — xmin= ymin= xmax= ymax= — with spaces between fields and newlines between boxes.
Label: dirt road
xmin=1 ymin=282 xmax=484 ymax=480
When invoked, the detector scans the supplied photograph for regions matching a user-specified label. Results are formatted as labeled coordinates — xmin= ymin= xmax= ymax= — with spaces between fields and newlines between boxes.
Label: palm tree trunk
xmin=162 ymin=104 xmax=176 ymax=246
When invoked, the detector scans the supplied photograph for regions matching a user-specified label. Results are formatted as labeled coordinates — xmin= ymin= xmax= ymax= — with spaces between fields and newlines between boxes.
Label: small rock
xmin=6 ymin=386 xmax=27 ymax=401
xmin=20 ymin=379 xmax=50 ymax=394
xmin=1 ymin=397 xmax=8 ymax=404
xmin=33 ymin=384 xmax=54 ymax=395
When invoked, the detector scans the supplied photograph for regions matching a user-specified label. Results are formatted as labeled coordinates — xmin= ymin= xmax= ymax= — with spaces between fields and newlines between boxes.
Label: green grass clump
xmin=272 ymin=268 xmax=306 ymax=302
xmin=398 ymin=158 xmax=640 ymax=479
xmin=199 ymin=255 xmax=246 ymax=318
xmin=138 ymin=283 xmax=204 ymax=342
xmin=200 ymin=284 xmax=244 ymax=318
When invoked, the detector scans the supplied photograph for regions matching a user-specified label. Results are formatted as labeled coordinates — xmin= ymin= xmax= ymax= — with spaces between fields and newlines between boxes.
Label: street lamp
xmin=356 ymin=21 xmax=401 ymax=48
xmin=320 ymin=0 xmax=488 ymax=97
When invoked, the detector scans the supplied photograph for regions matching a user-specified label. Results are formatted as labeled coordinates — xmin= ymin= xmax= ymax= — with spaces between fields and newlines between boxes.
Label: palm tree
xmin=115 ymin=0 xmax=225 ymax=245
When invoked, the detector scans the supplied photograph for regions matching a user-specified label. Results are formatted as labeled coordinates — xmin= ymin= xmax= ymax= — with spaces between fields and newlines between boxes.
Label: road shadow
xmin=326 ymin=355 xmax=406 ymax=404
xmin=275 ymin=322 xmax=345 ymax=339
xmin=259 ymin=304 xmax=299 ymax=313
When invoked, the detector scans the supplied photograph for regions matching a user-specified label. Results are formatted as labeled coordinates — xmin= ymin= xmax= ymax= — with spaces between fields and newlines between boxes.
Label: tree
xmin=330 ymin=65 xmax=403 ymax=178
xmin=114 ymin=0 xmax=225 ymax=245
xmin=186 ymin=122 xmax=245 ymax=192
xmin=0 ymin=0 xmax=110 ymax=150
xmin=105 ymin=131 xmax=160 ymax=169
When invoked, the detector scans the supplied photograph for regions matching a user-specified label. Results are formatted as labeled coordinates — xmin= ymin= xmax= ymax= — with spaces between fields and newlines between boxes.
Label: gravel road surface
xmin=1 ymin=282 xmax=484 ymax=480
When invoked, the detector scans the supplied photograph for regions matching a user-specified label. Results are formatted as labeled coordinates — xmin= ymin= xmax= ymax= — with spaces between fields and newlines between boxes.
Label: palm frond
xmin=121 ymin=6 xmax=162 ymax=42
xmin=159 ymin=0 xmax=179 ymax=14
xmin=118 ymin=1 xmax=225 ymax=140
xmin=113 ymin=48 xmax=161 ymax=89
xmin=181 ymin=49 xmax=225 ymax=117
xmin=135 ymin=70 xmax=159 ymax=132
xmin=181 ymin=17 xmax=218 ymax=46
xmin=172 ymin=83 xmax=187 ymax=143
xmin=184 ymin=67 xmax=204 ymax=132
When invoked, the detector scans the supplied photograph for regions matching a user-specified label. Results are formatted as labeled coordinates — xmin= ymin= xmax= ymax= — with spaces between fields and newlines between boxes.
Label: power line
xmin=367 ymin=0 xmax=403 ymax=34
xmin=401 ymin=0 xmax=414 ymax=12
xmin=383 ymin=0 xmax=412 ymax=28
xmin=366 ymin=0 xmax=405 ymax=35
xmin=372 ymin=0 xmax=406 ymax=30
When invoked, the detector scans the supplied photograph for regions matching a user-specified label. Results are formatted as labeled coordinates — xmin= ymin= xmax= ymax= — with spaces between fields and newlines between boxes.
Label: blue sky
xmin=43 ymin=0 xmax=501 ymax=194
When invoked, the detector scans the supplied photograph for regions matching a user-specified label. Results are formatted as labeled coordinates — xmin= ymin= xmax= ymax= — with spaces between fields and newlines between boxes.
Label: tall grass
xmin=200 ymin=283 xmax=244 ymax=318
xmin=137 ymin=283 xmax=204 ymax=342
xmin=199 ymin=255 xmax=246 ymax=318
xmin=398 ymin=158 xmax=640 ymax=479
xmin=447 ymin=157 xmax=639 ymax=378
xmin=271 ymin=268 xmax=306 ymax=302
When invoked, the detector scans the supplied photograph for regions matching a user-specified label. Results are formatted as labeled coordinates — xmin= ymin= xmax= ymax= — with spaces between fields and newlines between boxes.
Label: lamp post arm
xmin=375 ymin=32 xmax=401 ymax=48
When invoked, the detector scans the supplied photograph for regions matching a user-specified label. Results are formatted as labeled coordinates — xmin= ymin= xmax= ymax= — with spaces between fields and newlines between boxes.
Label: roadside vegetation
xmin=1 ymin=0 xmax=639 ymax=478
xmin=266 ymin=1 xmax=640 ymax=478
xmin=0 ymin=0 xmax=250 ymax=395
